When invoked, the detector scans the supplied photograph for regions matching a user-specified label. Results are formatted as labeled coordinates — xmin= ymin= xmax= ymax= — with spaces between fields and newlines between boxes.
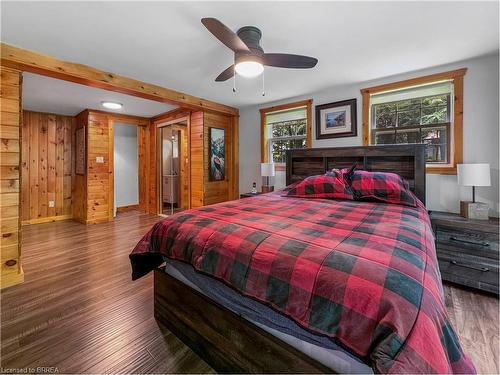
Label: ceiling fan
xmin=201 ymin=18 xmax=318 ymax=82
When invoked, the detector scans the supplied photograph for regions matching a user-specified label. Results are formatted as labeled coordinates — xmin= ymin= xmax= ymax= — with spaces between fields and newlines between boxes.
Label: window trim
xmin=361 ymin=68 xmax=467 ymax=174
xmin=260 ymin=99 xmax=312 ymax=166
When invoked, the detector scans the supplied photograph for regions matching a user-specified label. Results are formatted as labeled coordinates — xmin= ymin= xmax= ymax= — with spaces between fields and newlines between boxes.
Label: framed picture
xmin=315 ymin=99 xmax=357 ymax=139
xmin=75 ymin=127 xmax=86 ymax=175
xmin=209 ymin=127 xmax=225 ymax=181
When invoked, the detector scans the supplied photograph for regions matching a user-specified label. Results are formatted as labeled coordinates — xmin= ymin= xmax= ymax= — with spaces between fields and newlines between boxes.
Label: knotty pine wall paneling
xmin=74 ymin=110 xmax=150 ymax=224
xmin=0 ymin=66 xmax=23 ymax=289
xmin=190 ymin=111 xmax=204 ymax=208
xmin=72 ymin=110 xmax=88 ymax=223
xmin=149 ymin=109 xmax=191 ymax=213
xmin=21 ymin=111 xmax=75 ymax=224
xmin=203 ymin=111 xmax=234 ymax=205
xmin=86 ymin=111 xmax=111 ymax=224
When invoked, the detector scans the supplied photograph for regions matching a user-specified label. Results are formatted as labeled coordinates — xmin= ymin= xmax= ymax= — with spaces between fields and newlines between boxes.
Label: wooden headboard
xmin=285 ymin=144 xmax=426 ymax=204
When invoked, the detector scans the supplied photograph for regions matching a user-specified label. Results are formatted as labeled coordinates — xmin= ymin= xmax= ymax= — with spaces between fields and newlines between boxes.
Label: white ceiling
xmin=22 ymin=73 xmax=176 ymax=117
xmin=2 ymin=1 xmax=498 ymax=109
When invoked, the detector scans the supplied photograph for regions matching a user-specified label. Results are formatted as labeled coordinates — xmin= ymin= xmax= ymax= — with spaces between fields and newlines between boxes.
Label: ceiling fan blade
xmin=263 ymin=53 xmax=318 ymax=69
xmin=201 ymin=18 xmax=250 ymax=53
xmin=215 ymin=65 xmax=235 ymax=82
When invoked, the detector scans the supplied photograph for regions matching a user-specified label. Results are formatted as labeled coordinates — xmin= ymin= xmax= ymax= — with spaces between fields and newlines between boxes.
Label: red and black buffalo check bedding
xmin=130 ymin=192 xmax=475 ymax=374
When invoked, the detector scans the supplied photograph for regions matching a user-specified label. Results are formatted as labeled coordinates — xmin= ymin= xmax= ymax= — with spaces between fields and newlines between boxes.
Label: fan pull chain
xmin=233 ymin=70 xmax=237 ymax=93
xmin=262 ymin=68 xmax=266 ymax=96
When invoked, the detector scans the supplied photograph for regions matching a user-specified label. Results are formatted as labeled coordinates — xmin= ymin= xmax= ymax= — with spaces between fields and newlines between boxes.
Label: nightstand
xmin=430 ymin=211 xmax=499 ymax=294
xmin=240 ymin=192 xmax=264 ymax=199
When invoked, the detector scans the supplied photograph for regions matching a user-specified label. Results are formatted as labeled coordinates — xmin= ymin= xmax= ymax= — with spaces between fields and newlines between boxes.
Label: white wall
xmin=114 ymin=124 xmax=139 ymax=213
xmin=239 ymin=53 xmax=499 ymax=216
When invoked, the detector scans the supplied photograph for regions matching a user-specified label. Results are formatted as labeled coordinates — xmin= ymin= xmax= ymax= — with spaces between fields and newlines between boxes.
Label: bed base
xmin=154 ymin=268 xmax=334 ymax=373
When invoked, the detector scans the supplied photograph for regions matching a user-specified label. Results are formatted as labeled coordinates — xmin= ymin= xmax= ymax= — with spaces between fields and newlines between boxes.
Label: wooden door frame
xmin=107 ymin=114 xmax=149 ymax=220
xmin=156 ymin=116 xmax=191 ymax=215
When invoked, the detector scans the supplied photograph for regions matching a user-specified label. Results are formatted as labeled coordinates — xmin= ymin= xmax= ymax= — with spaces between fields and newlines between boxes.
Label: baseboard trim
xmin=116 ymin=204 xmax=140 ymax=213
xmin=22 ymin=215 xmax=73 ymax=225
xmin=1 ymin=266 xmax=24 ymax=289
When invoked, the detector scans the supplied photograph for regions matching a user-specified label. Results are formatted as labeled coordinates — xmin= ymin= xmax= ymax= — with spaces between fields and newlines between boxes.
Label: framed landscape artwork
xmin=209 ymin=127 xmax=225 ymax=181
xmin=315 ymin=99 xmax=357 ymax=139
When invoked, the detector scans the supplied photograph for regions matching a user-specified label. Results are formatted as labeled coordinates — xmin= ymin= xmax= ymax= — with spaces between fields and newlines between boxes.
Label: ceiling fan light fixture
xmin=235 ymin=61 xmax=264 ymax=78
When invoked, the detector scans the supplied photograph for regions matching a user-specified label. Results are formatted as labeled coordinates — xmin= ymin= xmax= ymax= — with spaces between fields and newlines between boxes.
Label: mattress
xmin=131 ymin=191 xmax=474 ymax=373
xmin=163 ymin=258 xmax=372 ymax=374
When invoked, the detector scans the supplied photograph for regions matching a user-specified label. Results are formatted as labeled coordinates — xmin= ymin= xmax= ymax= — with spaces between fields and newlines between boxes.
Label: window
xmin=371 ymin=85 xmax=452 ymax=163
xmin=260 ymin=100 xmax=312 ymax=164
xmin=361 ymin=68 xmax=466 ymax=174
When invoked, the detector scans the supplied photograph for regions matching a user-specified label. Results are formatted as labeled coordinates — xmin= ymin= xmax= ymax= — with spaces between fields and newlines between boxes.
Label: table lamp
xmin=457 ymin=163 xmax=491 ymax=220
xmin=261 ymin=163 xmax=275 ymax=193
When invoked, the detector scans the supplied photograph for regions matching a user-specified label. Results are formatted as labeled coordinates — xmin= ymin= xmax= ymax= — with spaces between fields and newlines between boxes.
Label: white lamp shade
xmin=261 ymin=163 xmax=275 ymax=177
xmin=457 ymin=163 xmax=491 ymax=187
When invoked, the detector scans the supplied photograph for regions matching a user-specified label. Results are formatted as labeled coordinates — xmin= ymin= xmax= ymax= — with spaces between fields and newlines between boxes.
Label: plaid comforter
xmin=130 ymin=192 xmax=475 ymax=374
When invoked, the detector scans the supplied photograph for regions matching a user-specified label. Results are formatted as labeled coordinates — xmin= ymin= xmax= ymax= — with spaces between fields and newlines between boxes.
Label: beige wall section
xmin=239 ymin=53 xmax=500 ymax=216
xmin=21 ymin=111 xmax=75 ymax=224
xmin=0 ymin=67 xmax=24 ymax=289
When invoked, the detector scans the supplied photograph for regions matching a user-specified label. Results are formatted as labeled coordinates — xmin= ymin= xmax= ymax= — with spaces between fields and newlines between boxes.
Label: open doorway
xmin=113 ymin=123 xmax=139 ymax=216
xmin=157 ymin=118 xmax=190 ymax=215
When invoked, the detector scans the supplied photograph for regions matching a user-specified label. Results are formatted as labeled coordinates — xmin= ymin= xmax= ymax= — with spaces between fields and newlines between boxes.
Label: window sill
xmin=426 ymin=166 xmax=457 ymax=175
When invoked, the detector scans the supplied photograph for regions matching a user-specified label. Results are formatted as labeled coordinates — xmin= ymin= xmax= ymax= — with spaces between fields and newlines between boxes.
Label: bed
xmin=130 ymin=145 xmax=475 ymax=374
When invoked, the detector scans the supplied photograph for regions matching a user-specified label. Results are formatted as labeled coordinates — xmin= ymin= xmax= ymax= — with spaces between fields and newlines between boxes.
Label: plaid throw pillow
xmin=349 ymin=170 xmax=417 ymax=207
xmin=286 ymin=170 xmax=353 ymax=200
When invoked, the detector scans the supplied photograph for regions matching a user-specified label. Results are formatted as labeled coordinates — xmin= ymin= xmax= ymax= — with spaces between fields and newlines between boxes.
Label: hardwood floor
xmin=1 ymin=211 xmax=213 ymax=374
xmin=1 ymin=210 xmax=498 ymax=374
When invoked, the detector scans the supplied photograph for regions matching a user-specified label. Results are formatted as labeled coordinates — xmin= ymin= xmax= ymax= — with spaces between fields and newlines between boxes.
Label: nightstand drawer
xmin=435 ymin=227 xmax=499 ymax=259
xmin=437 ymin=252 xmax=499 ymax=294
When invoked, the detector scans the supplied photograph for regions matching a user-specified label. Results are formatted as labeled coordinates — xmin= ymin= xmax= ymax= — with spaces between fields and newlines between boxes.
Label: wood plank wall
xmin=72 ymin=111 xmax=87 ymax=223
xmin=137 ymin=125 xmax=150 ymax=212
xmin=73 ymin=110 xmax=151 ymax=224
xmin=149 ymin=109 xmax=239 ymax=212
xmin=203 ymin=111 xmax=237 ymax=205
xmin=0 ymin=67 xmax=23 ymax=288
xmin=86 ymin=111 xmax=110 ymax=224
xmin=190 ymin=111 xmax=204 ymax=208
xmin=149 ymin=109 xmax=191 ymax=212
xmin=21 ymin=111 xmax=75 ymax=224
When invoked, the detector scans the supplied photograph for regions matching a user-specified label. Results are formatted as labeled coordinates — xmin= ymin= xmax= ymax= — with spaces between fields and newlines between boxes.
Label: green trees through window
xmin=372 ymin=93 xmax=451 ymax=163
xmin=268 ymin=119 xmax=307 ymax=162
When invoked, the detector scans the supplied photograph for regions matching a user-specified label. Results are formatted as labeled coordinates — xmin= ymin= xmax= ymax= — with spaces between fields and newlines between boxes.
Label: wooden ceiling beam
xmin=1 ymin=43 xmax=238 ymax=116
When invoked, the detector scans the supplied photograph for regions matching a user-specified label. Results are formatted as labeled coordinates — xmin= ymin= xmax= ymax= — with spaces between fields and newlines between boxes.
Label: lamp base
xmin=262 ymin=185 xmax=274 ymax=193
xmin=460 ymin=201 xmax=489 ymax=220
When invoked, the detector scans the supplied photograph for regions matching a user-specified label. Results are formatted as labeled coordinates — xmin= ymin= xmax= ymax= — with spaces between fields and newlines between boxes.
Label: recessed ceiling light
xmin=101 ymin=101 xmax=123 ymax=110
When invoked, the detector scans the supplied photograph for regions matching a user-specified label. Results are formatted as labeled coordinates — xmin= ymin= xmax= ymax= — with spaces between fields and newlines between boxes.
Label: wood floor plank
xmin=1 ymin=210 xmax=497 ymax=374
xmin=1 ymin=211 xmax=214 ymax=374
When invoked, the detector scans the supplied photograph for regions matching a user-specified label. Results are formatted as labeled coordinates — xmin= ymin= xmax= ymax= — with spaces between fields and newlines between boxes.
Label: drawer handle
xmin=450 ymin=260 xmax=489 ymax=272
xmin=449 ymin=236 xmax=489 ymax=247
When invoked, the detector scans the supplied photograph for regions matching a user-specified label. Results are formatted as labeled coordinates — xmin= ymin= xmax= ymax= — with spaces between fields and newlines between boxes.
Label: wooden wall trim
xmin=151 ymin=108 xmax=192 ymax=123
xmin=360 ymin=68 xmax=468 ymax=95
xmin=1 ymin=43 xmax=238 ymax=116
xmin=360 ymin=68 xmax=467 ymax=174
xmin=88 ymin=109 xmax=150 ymax=126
